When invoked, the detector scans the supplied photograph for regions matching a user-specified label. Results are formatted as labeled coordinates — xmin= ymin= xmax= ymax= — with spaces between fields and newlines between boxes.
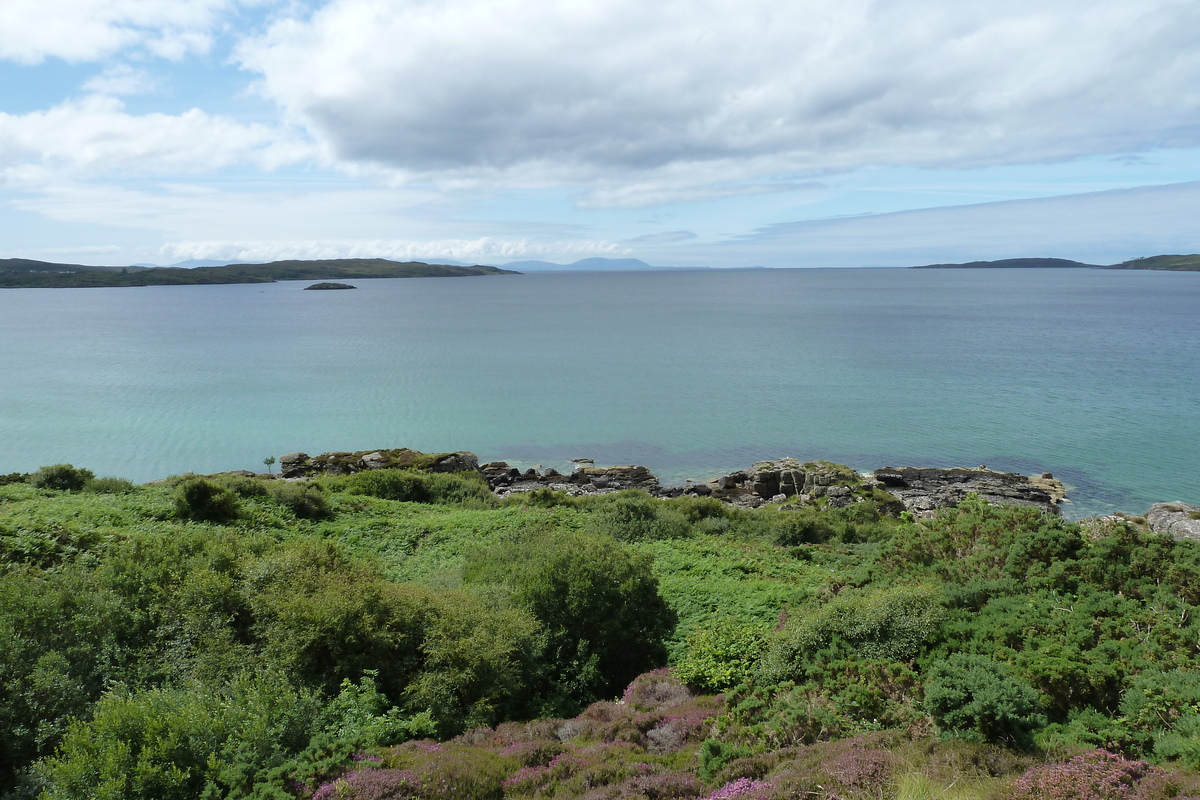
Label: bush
xmin=83 ymin=476 xmax=136 ymax=494
xmin=173 ymin=477 xmax=241 ymax=522
xmin=923 ymin=654 xmax=1045 ymax=748
xmin=37 ymin=673 xmax=324 ymax=800
xmin=674 ymin=619 xmax=770 ymax=693
xmin=759 ymin=584 xmax=944 ymax=684
xmin=29 ymin=464 xmax=94 ymax=492
xmin=268 ymin=481 xmax=333 ymax=520
xmin=588 ymin=492 xmax=691 ymax=542
xmin=342 ymin=469 xmax=431 ymax=503
xmin=463 ymin=529 xmax=676 ymax=716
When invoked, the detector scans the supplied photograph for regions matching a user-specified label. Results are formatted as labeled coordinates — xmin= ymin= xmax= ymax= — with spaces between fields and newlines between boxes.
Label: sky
xmin=3 ymin=0 xmax=1200 ymax=269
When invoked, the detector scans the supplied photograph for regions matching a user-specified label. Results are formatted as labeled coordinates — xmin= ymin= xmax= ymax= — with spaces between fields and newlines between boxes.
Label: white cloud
xmin=0 ymin=95 xmax=310 ymax=180
xmin=237 ymin=0 xmax=1200 ymax=201
xmin=666 ymin=181 xmax=1200 ymax=267
xmin=0 ymin=0 xmax=259 ymax=63
xmin=157 ymin=237 xmax=627 ymax=264
xmin=82 ymin=64 xmax=158 ymax=96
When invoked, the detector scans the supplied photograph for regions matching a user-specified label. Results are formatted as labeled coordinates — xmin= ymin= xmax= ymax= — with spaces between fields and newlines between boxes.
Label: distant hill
xmin=1107 ymin=254 xmax=1200 ymax=271
xmin=502 ymin=257 xmax=655 ymax=271
xmin=0 ymin=258 xmax=517 ymax=288
xmin=912 ymin=258 xmax=1102 ymax=269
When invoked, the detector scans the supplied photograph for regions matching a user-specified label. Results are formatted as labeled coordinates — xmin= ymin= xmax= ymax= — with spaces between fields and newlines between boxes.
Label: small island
xmin=303 ymin=282 xmax=356 ymax=290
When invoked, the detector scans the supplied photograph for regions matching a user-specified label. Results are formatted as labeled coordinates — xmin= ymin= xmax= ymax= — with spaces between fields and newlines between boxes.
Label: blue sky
xmin=3 ymin=0 xmax=1200 ymax=268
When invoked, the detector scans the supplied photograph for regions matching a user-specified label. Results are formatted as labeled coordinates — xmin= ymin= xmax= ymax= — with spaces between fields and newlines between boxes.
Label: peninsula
xmin=0 ymin=257 xmax=518 ymax=288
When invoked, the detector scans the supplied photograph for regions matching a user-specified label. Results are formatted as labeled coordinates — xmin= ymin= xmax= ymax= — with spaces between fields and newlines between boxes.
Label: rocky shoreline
xmin=271 ymin=447 xmax=1200 ymax=540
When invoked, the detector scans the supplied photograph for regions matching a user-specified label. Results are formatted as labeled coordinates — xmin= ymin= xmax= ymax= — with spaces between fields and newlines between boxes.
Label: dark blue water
xmin=2 ymin=268 xmax=1197 ymax=517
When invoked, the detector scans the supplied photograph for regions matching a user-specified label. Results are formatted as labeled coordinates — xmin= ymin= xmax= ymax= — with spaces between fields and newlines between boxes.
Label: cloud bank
xmin=0 ymin=0 xmax=258 ymax=63
xmin=239 ymin=0 xmax=1200 ymax=202
xmin=679 ymin=181 xmax=1200 ymax=267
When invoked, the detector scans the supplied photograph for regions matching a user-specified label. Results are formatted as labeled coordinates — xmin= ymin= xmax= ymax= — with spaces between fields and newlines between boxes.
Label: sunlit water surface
xmin=3 ymin=268 xmax=1197 ymax=517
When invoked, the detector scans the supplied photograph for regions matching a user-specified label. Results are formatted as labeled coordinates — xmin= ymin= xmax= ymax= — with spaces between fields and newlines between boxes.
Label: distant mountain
xmin=133 ymin=259 xmax=258 ymax=269
xmin=912 ymin=258 xmax=1102 ymax=269
xmin=501 ymin=257 xmax=655 ymax=271
xmin=1108 ymin=254 xmax=1200 ymax=271
xmin=0 ymin=258 xmax=517 ymax=288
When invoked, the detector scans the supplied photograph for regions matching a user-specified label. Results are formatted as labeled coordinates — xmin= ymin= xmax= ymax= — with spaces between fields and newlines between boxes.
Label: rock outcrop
xmin=704 ymin=458 xmax=899 ymax=509
xmin=1146 ymin=502 xmax=1200 ymax=541
xmin=274 ymin=445 xmax=1074 ymax=517
xmin=873 ymin=467 xmax=1065 ymax=516
xmin=483 ymin=461 xmax=660 ymax=497
xmin=280 ymin=448 xmax=478 ymax=478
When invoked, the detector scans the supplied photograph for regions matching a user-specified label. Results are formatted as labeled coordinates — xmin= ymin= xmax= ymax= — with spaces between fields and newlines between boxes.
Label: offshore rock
xmin=873 ymin=466 xmax=1064 ymax=515
xmin=1146 ymin=502 xmax=1200 ymax=541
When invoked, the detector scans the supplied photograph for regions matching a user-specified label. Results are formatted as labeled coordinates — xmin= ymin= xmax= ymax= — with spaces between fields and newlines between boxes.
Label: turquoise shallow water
xmin=2 ymin=268 xmax=1197 ymax=517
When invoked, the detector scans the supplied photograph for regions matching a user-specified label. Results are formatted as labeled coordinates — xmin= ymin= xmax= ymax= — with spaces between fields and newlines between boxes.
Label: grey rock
xmin=1146 ymin=502 xmax=1200 ymax=541
xmin=873 ymin=467 xmax=1064 ymax=515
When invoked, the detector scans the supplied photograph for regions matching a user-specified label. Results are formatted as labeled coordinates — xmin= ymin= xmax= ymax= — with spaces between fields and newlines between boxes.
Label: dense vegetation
xmin=0 ymin=259 xmax=515 ymax=288
xmin=2 ymin=462 xmax=1199 ymax=800
xmin=1108 ymin=254 xmax=1200 ymax=271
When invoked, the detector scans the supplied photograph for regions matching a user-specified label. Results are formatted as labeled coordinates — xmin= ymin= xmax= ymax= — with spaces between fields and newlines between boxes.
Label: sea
xmin=2 ymin=267 xmax=1197 ymax=518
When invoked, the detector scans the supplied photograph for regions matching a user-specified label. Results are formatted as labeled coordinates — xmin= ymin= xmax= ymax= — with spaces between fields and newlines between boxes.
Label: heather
xmin=1 ymin=465 xmax=1200 ymax=799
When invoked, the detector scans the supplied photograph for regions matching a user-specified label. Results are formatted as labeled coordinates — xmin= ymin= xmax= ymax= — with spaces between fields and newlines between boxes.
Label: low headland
xmin=4 ymin=446 xmax=1200 ymax=800
xmin=0 ymin=257 xmax=517 ymax=288
xmin=912 ymin=254 xmax=1200 ymax=270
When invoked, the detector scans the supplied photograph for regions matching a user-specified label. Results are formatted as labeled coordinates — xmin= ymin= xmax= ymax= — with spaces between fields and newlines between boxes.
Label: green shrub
xmin=674 ymin=618 xmax=770 ymax=693
xmin=463 ymin=528 xmax=676 ymax=716
xmin=759 ymin=584 xmax=944 ymax=684
xmin=1120 ymin=668 xmax=1200 ymax=769
xmin=923 ymin=654 xmax=1045 ymax=748
xmin=213 ymin=474 xmax=270 ymax=497
xmin=173 ymin=477 xmax=241 ymax=522
xmin=588 ymin=492 xmax=690 ymax=542
xmin=342 ymin=469 xmax=430 ymax=502
xmin=83 ymin=476 xmax=136 ymax=494
xmin=29 ymin=464 xmax=95 ymax=492
xmin=424 ymin=472 xmax=494 ymax=505
xmin=267 ymin=481 xmax=333 ymax=520
xmin=37 ymin=673 xmax=324 ymax=800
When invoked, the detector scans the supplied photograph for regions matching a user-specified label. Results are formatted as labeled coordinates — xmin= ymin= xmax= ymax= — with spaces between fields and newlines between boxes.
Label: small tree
xmin=263 ymin=456 xmax=276 ymax=474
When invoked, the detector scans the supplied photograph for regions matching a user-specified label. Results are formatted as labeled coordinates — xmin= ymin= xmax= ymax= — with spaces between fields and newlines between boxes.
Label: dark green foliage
xmin=759 ymin=583 xmax=944 ymax=685
xmin=463 ymin=528 xmax=676 ymax=716
xmin=245 ymin=542 xmax=537 ymax=734
xmin=6 ymin=464 xmax=1200 ymax=798
xmin=343 ymin=468 xmax=431 ymax=502
xmin=771 ymin=501 xmax=896 ymax=546
xmin=587 ymin=492 xmax=691 ymax=542
xmin=266 ymin=481 xmax=333 ymax=520
xmin=29 ymin=464 xmax=94 ymax=492
xmin=0 ymin=472 xmax=29 ymax=487
xmin=1120 ymin=669 xmax=1200 ymax=768
xmin=924 ymin=654 xmax=1045 ymax=748
xmin=173 ymin=477 xmax=241 ymax=522
xmin=339 ymin=468 xmax=492 ymax=505
xmin=83 ymin=476 xmax=136 ymax=494
xmin=0 ymin=567 xmax=135 ymax=794
xmin=37 ymin=671 xmax=437 ymax=800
